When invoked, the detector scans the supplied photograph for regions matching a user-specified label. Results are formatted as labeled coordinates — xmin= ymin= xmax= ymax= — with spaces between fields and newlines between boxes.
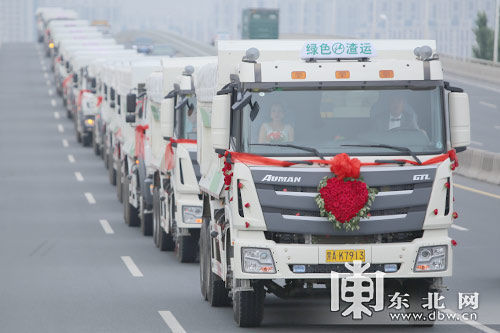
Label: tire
xmin=76 ymin=131 xmax=82 ymax=143
xmin=82 ymin=133 xmax=92 ymax=147
xmin=176 ymin=233 xmax=198 ymax=263
xmin=233 ymin=284 xmax=265 ymax=327
xmin=123 ymin=173 xmax=140 ymax=227
xmin=199 ymin=217 xmax=209 ymax=300
xmin=204 ymin=219 xmax=230 ymax=307
xmin=153 ymin=187 xmax=160 ymax=248
xmin=116 ymin=163 xmax=122 ymax=203
xmin=140 ymin=195 xmax=153 ymax=236
xmin=404 ymin=279 xmax=436 ymax=327
xmin=92 ymin=129 xmax=100 ymax=155
xmin=108 ymin=153 xmax=116 ymax=186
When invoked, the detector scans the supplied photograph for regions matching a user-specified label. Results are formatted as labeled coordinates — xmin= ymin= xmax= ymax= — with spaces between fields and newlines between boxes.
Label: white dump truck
xmin=114 ymin=59 xmax=163 ymax=234
xmin=88 ymin=55 xmax=142 ymax=157
xmin=196 ymin=40 xmax=470 ymax=326
xmin=71 ymin=50 xmax=138 ymax=147
xmin=146 ymin=57 xmax=216 ymax=262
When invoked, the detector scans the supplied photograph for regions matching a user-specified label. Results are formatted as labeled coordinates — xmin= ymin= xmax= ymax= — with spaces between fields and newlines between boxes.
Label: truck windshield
xmin=240 ymin=86 xmax=445 ymax=157
xmin=176 ymin=96 xmax=197 ymax=140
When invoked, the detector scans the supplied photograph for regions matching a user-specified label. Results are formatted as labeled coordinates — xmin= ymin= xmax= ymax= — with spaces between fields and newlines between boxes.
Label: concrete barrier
xmin=456 ymin=148 xmax=500 ymax=184
xmin=441 ymin=55 xmax=500 ymax=85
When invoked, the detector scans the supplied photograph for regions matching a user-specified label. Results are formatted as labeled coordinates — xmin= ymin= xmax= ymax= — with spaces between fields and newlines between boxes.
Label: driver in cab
xmin=371 ymin=95 xmax=419 ymax=131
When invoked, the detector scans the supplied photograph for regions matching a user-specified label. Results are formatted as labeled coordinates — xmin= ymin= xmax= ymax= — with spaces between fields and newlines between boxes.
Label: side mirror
xmin=110 ymin=101 xmax=115 ymax=109
xmin=126 ymin=93 xmax=136 ymax=113
xmin=160 ymin=98 xmax=174 ymax=138
xmin=90 ymin=78 xmax=97 ymax=89
xmin=110 ymin=88 xmax=115 ymax=101
xmin=211 ymin=94 xmax=231 ymax=150
xmin=72 ymin=74 xmax=78 ymax=83
xmin=449 ymin=92 xmax=470 ymax=149
xmin=126 ymin=114 xmax=136 ymax=123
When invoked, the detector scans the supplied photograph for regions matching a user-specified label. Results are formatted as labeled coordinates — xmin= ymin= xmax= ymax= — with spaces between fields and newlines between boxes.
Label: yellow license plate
xmin=326 ymin=249 xmax=365 ymax=263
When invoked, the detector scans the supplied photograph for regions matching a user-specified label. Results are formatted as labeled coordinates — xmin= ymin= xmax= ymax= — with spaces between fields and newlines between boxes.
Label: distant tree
xmin=472 ymin=11 xmax=494 ymax=60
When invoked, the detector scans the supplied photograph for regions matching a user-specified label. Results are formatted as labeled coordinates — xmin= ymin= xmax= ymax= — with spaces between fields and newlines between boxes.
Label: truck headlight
xmin=182 ymin=205 xmax=202 ymax=224
xmin=414 ymin=245 xmax=448 ymax=272
xmin=242 ymin=248 xmax=276 ymax=274
xmin=84 ymin=118 xmax=94 ymax=127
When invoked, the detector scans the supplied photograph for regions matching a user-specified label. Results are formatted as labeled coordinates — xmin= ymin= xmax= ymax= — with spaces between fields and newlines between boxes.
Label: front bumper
xmin=231 ymin=229 xmax=452 ymax=279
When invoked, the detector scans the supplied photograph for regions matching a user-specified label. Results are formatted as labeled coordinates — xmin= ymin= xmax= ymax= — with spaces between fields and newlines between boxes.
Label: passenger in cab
xmin=258 ymin=103 xmax=294 ymax=143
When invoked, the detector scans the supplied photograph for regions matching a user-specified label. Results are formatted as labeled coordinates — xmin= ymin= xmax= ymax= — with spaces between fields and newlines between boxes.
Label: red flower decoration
xmin=319 ymin=177 xmax=369 ymax=223
xmin=451 ymin=239 xmax=457 ymax=246
xmin=433 ymin=209 xmax=438 ymax=215
xmin=329 ymin=153 xmax=361 ymax=180
xmin=245 ymin=222 xmax=250 ymax=228
xmin=452 ymin=212 xmax=458 ymax=219
xmin=244 ymin=203 xmax=250 ymax=208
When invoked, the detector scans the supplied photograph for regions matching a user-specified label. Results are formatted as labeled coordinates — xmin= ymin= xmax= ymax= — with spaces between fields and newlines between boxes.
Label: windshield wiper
xmin=341 ymin=144 xmax=422 ymax=165
xmin=250 ymin=143 xmax=325 ymax=160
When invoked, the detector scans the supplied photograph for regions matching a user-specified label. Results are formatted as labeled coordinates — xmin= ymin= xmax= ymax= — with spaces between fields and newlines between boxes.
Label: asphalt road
xmin=0 ymin=43 xmax=499 ymax=332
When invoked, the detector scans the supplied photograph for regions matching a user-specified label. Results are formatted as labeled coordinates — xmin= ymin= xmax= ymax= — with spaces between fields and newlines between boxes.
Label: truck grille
xmin=251 ymin=165 xmax=437 ymax=236
xmin=288 ymin=263 xmax=401 ymax=274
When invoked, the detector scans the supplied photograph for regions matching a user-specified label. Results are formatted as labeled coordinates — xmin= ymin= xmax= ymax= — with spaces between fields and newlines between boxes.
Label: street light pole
xmin=494 ymin=0 xmax=499 ymax=62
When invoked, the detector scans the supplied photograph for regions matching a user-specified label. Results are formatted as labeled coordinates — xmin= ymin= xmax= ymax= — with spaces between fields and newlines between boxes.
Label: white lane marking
xmin=42 ymin=66 xmax=47 ymax=71
xmin=495 ymin=125 xmax=500 ymax=130
xmin=451 ymin=224 xmax=469 ymax=231
xmin=67 ymin=154 xmax=75 ymax=163
xmin=440 ymin=309 xmax=498 ymax=333
xmin=479 ymin=101 xmax=497 ymax=109
xmin=46 ymin=80 xmax=51 ymax=86
xmin=455 ymin=183 xmax=500 ymax=200
xmin=74 ymin=172 xmax=84 ymax=182
xmin=53 ymin=111 xmax=60 ymax=119
xmin=57 ymin=124 xmax=64 ymax=133
xmin=84 ymin=192 xmax=96 ymax=204
xmin=121 ymin=256 xmax=144 ymax=277
xmin=158 ymin=311 xmax=186 ymax=333
xmin=62 ymin=139 xmax=69 ymax=147
xmin=43 ymin=72 xmax=48 ymax=79
xmin=99 ymin=219 xmax=114 ymax=234
xmin=48 ymin=89 xmax=54 ymax=96
xmin=51 ymin=99 xmax=57 ymax=107
xmin=470 ymin=140 xmax=484 ymax=146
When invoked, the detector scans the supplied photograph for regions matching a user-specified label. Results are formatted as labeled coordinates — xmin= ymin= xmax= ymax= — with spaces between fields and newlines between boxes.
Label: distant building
xmin=0 ymin=0 xmax=35 ymax=43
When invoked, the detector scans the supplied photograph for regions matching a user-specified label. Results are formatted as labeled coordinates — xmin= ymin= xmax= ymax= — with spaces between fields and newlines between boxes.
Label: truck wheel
xmin=233 ymin=283 xmax=265 ymax=327
xmin=140 ymin=196 xmax=153 ymax=236
xmin=76 ymin=131 xmax=82 ymax=143
xmin=92 ymin=131 xmax=99 ymax=155
xmin=199 ymin=218 xmax=209 ymax=300
xmin=176 ymin=234 xmax=197 ymax=263
xmin=153 ymin=187 xmax=160 ymax=247
xmin=108 ymin=153 xmax=116 ymax=186
xmin=204 ymin=223 xmax=230 ymax=306
xmin=404 ymin=279 xmax=436 ymax=327
xmin=82 ymin=133 xmax=92 ymax=147
xmin=116 ymin=164 xmax=123 ymax=203
xmin=123 ymin=174 xmax=140 ymax=227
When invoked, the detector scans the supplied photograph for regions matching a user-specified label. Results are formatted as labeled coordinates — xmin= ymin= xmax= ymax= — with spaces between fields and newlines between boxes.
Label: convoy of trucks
xmin=37 ymin=7 xmax=471 ymax=328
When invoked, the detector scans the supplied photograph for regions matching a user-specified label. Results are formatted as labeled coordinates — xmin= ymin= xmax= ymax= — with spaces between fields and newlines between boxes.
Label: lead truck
xmin=196 ymin=40 xmax=470 ymax=327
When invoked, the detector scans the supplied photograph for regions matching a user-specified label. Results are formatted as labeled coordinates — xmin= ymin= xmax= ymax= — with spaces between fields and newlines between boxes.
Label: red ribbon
xmin=164 ymin=138 xmax=197 ymax=171
xmin=96 ymin=96 xmax=103 ymax=107
xmin=220 ymin=149 xmax=458 ymax=170
xmin=77 ymin=89 xmax=91 ymax=111
xmin=62 ymin=74 xmax=73 ymax=88
xmin=135 ymin=124 xmax=149 ymax=159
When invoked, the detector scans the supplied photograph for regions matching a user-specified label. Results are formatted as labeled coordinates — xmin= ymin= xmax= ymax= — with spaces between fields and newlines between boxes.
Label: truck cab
xmin=196 ymin=40 xmax=470 ymax=327
xmin=114 ymin=59 xmax=163 ymax=234
xmin=148 ymin=57 xmax=217 ymax=262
